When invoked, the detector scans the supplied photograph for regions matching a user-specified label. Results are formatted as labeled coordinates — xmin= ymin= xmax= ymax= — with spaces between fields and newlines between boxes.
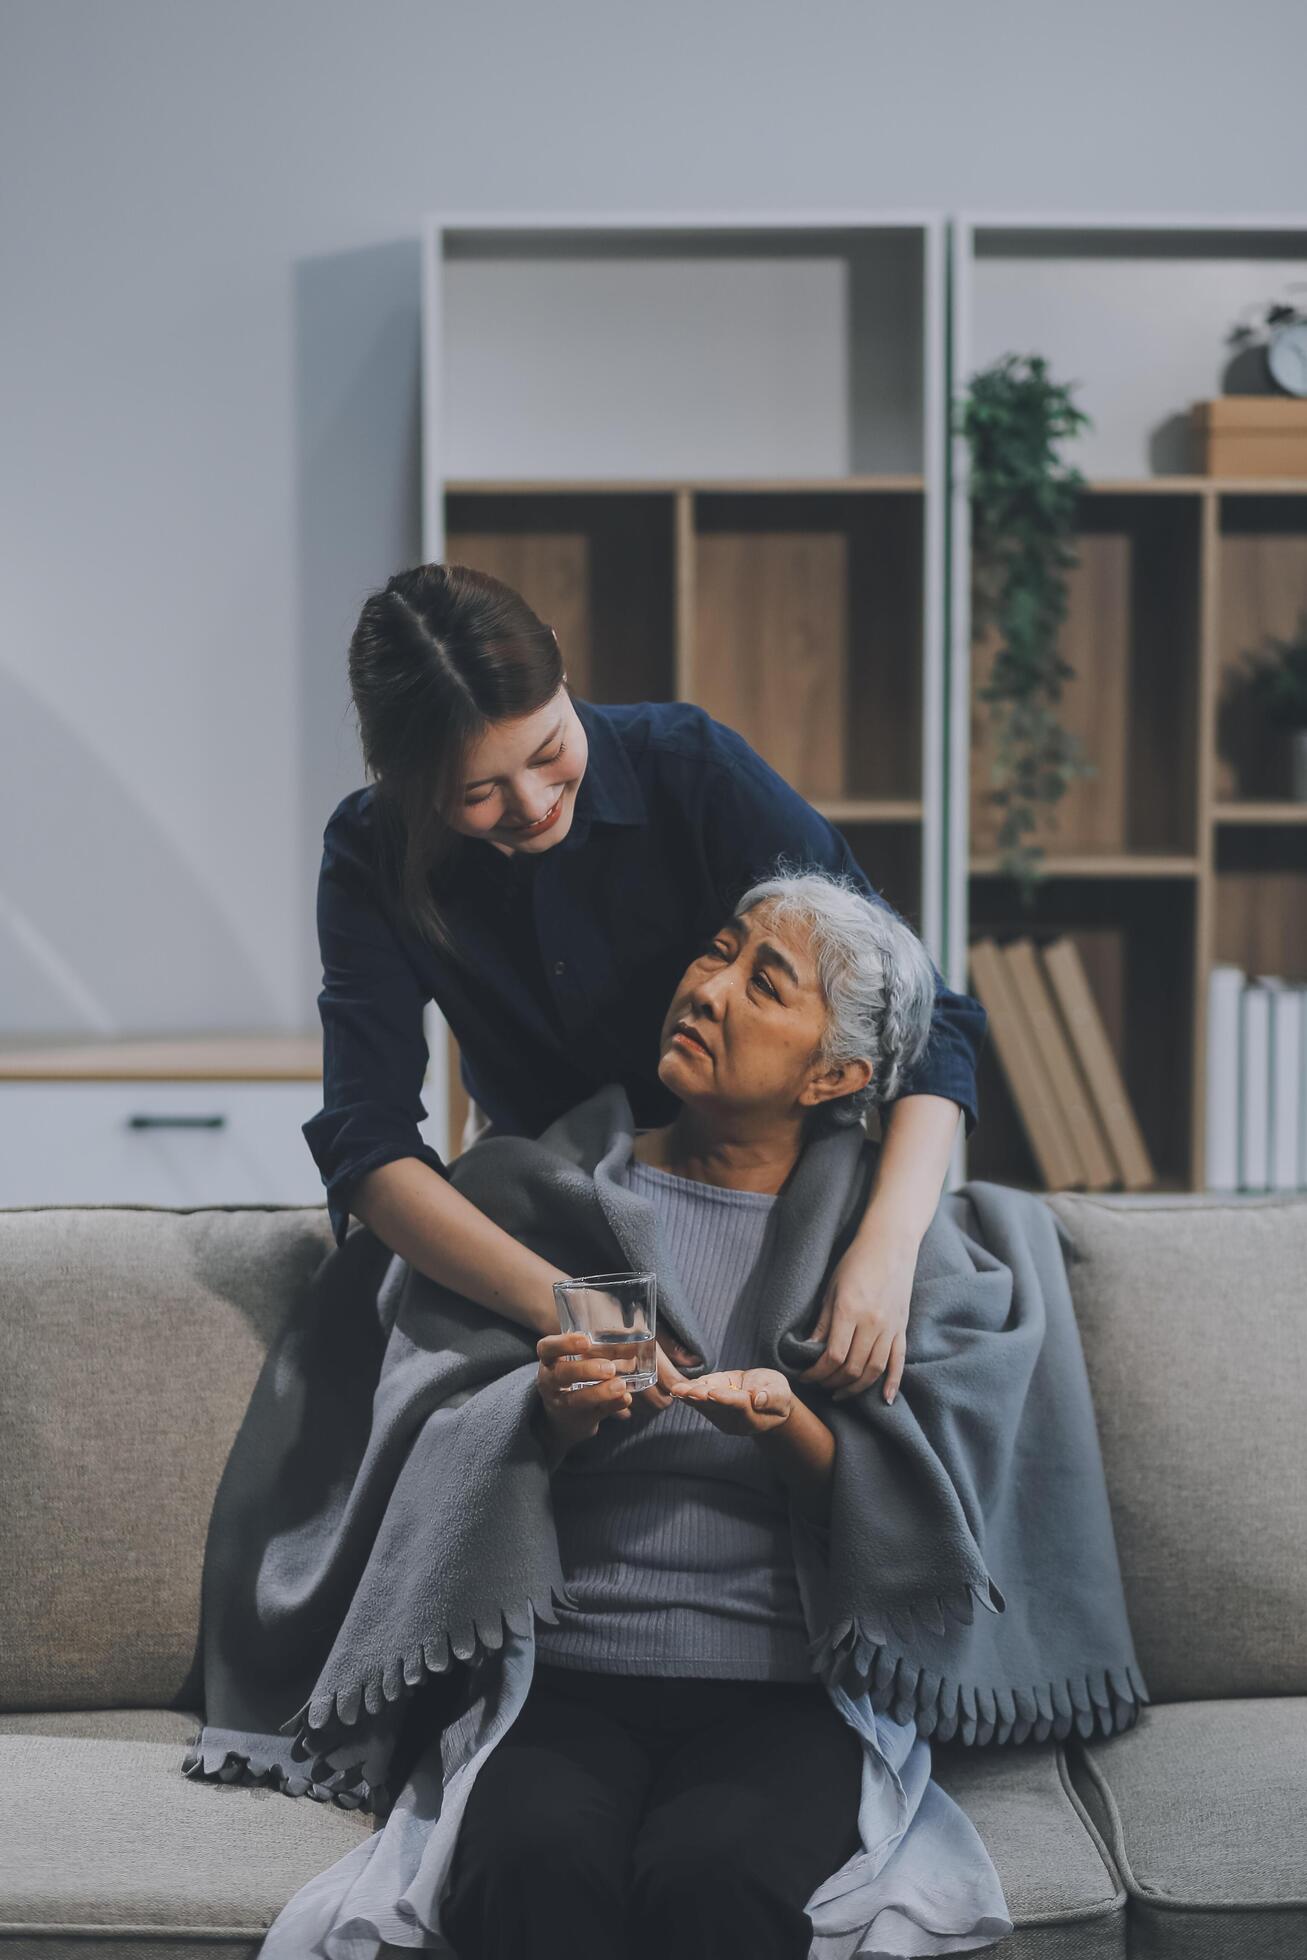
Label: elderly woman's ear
xmin=798 ymin=1056 xmax=873 ymax=1111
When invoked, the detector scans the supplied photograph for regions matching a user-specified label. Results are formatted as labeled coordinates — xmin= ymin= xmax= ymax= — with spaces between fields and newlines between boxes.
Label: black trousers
xmin=441 ymin=1662 xmax=864 ymax=1960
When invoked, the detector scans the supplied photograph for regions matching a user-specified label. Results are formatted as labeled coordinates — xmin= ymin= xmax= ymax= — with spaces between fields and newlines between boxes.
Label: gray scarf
xmin=183 ymin=1083 xmax=1147 ymax=1817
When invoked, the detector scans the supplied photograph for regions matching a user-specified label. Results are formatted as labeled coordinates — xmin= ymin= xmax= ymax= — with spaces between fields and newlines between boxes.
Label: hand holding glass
xmin=551 ymin=1273 xmax=658 ymax=1393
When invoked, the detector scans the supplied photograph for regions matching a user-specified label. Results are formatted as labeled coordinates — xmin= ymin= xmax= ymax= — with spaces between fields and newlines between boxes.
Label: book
xmin=1003 ymin=938 xmax=1116 ymax=1189
xmin=968 ymin=937 xmax=1082 ymax=1189
xmin=1259 ymin=977 xmax=1305 ymax=1192
xmin=1238 ymin=981 xmax=1272 ymax=1192
xmin=1040 ymin=935 xmax=1155 ymax=1190
xmin=1205 ymin=964 xmax=1245 ymax=1192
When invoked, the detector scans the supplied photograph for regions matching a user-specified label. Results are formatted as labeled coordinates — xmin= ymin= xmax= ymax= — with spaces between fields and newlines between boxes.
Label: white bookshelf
xmin=420 ymin=210 xmax=952 ymax=1167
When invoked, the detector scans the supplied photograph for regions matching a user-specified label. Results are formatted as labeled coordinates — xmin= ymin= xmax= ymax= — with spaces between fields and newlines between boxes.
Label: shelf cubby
xmin=1213 ymin=825 xmax=1307 ymax=979
xmin=1214 ymin=492 xmax=1307 ymax=802
xmin=967 ymin=876 xmax=1197 ymax=1192
xmin=969 ymin=490 xmax=1202 ymax=863
xmin=445 ymin=489 xmax=678 ymax=704
xmin=839 ymin=823 xmax=925 ymax=940
xmin=689 ymin=488 xmax=924 ymax=806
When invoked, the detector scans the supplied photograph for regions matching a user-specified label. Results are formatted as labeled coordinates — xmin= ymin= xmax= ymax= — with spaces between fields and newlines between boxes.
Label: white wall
xmin=3 ymin=0 xmax=1305 ymax=1037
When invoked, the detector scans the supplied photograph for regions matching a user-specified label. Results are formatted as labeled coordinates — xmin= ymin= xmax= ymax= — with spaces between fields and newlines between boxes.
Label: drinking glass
xmin=551 ymin=1272 xmax=658 ymax=1392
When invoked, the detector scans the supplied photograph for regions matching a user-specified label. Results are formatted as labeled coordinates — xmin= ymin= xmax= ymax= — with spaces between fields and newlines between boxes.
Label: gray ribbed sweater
xmin=534 ymin=1154 xmax=813 ymax=1680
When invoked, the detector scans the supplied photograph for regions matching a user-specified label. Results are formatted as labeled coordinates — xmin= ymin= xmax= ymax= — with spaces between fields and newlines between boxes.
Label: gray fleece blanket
xmin=182 ymin=1083 xmax=1148 ymax=1817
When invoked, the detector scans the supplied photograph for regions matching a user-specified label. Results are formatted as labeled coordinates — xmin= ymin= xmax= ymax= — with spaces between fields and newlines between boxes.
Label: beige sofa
xmin=1 ymin=1191 xmax=1304 ymax=1959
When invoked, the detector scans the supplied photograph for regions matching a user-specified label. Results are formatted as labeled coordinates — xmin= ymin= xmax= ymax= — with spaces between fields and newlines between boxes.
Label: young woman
xmin=302 ymin=562 xmax=988 ymax=1403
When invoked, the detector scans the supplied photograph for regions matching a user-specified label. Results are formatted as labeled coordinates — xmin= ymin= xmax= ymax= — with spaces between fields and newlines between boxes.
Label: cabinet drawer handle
xmin=126 ymin=1113 xmax=228 ymax=1130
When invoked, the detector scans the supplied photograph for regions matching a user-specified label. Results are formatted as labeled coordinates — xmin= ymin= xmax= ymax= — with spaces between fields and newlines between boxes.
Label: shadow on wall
xmin=0 ymin=665 xmax=280 ymax=1037
xmin=294 ymin=238 xmax=423 ymax=1010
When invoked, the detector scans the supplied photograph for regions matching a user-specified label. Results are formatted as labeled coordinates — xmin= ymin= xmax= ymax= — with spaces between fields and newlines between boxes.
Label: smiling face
xmin=656 ymin=903 xmax=871 ymax=1123
xmin=443 ymin=683 xmax=588 ymax=855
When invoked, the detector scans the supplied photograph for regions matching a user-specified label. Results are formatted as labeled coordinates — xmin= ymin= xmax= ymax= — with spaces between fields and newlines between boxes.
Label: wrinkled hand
xmin=669 ymin=1367 xmax=792 ymax=1437
xmin=535 ymin=1331 xmax=634 ymax=1450
xmin=800 ymin=1226 xmax=918 ymax=1403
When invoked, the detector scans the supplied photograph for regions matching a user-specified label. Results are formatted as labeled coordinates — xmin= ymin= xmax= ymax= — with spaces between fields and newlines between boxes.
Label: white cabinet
xmin=0 ymin=1038 xmax=329 ymax=1208
xmin=0 ymin=1080 xmax=328 ymax=1207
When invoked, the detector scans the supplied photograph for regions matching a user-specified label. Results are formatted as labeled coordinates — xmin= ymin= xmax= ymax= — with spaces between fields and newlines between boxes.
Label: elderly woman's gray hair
xmin=734 ymin=864 xmax=938 ymax=1128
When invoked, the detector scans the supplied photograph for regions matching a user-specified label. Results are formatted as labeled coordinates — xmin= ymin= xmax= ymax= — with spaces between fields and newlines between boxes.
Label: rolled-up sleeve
xmin=302 ymin=809 xmax=449 ymax=1247
xmin=698 ymin=735 xmax=988 ymax=1139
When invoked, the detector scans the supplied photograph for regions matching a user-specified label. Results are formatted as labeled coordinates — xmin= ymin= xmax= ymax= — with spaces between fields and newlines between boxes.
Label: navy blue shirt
xmin=303 ymin=697 xmax=988 ymax=1247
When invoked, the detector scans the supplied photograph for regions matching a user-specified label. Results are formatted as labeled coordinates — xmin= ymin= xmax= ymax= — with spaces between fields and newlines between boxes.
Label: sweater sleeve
xmin=301 ymin=807 xmax=450 ymax=1248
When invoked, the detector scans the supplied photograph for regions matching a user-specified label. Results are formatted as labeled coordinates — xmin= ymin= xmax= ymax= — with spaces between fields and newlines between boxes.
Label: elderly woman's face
xmin=656 ymin=902 xmax=864 ymax=1120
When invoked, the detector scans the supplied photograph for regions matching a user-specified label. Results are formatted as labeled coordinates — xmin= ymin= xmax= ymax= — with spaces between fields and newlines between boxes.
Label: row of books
xmin=968 ymin=936 xmax=1156 ymax=1191
xmin=1206 ymin=967 xmax=1307 ymax=1192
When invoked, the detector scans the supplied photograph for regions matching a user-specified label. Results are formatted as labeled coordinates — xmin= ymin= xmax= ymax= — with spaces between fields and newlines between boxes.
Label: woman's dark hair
xmin=347 ymin=562 xmax=564 ymax=953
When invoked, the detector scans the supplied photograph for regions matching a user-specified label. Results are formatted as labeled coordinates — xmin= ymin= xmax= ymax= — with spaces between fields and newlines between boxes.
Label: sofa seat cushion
xmin=0 ymin=1714 xmax=373 ymax=1957
xmin=930 ymin=1738 xmax=1125 ymax=1957
xmin=1069 ymin=1698 xmax=1307 ymax=1960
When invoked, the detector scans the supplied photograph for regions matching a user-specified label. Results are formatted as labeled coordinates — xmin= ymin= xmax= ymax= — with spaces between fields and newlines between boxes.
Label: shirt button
xmin=553 ymin=960 xmax=566 ymax=976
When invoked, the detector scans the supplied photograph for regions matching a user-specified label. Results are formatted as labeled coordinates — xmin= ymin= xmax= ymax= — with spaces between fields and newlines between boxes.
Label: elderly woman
xmin=244 ymin=870 xmax=1018 ymax=1960
xmin=423 ymin=868 xmax=1014 ymax=1960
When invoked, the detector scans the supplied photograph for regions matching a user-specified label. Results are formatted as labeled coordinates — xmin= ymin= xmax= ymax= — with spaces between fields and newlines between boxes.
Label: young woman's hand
xmin=800 ymin=1223 xmax=918 ymax=1403
xmin=668 ymin=1367 xmax=792 ymax=1437
xmin=535 ymin=1332 xmax=633 ymax=1450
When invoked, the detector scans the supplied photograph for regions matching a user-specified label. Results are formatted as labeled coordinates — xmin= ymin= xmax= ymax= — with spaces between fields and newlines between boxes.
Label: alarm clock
xmin=1267 ymin=320 xmax=1307 ymax=397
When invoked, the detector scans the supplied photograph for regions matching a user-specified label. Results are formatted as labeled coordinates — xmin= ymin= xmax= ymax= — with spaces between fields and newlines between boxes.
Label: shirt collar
xmin=565 ymin=696 xmax=647 ymax=843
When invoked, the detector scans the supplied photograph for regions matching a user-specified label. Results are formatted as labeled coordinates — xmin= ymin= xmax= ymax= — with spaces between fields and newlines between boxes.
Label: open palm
xmin=668 ymin=1367 xmax=792 ymax=1436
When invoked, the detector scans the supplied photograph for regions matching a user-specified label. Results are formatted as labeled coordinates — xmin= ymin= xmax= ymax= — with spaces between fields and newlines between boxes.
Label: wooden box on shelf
xmin=1192 ymin=398 xmax=1307 ymax=478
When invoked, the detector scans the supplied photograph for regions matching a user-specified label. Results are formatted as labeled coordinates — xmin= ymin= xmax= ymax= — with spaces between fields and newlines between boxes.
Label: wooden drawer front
xmin=0 ymin=1081 xmax=328 ymax=1207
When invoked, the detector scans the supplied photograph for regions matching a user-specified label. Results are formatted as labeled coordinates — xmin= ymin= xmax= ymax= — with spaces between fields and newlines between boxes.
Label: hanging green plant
xmin=957 ymin=353 xmax=1099 ymax=905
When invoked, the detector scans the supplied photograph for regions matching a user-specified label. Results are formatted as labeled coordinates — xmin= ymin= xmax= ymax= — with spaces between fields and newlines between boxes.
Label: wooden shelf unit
xmin=425 ymin=212 xmax=1307 ymax=1192
xmin=950 ymin=216 xmax=1307 ymax=1192
xmin=426 ymin=214 xmax=948 ymax=1162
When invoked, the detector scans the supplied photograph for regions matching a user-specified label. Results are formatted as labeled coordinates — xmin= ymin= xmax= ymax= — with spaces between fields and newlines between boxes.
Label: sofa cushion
xmin=0 ymin=1717 xmax=374 ymax=1959
xmin=930 ymin=1739 xmax=1125 ymax=1957
xmin=1068 ymin=1698 xmax=1307 ymax=1960
xmin=1043 ymin=1191 xmax=1307 ymax=1700
xmin=0 ymin=1717 xmax=1113 ymax=1960
xmin=0 ymin=1204 xmax=334 ymax=1713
